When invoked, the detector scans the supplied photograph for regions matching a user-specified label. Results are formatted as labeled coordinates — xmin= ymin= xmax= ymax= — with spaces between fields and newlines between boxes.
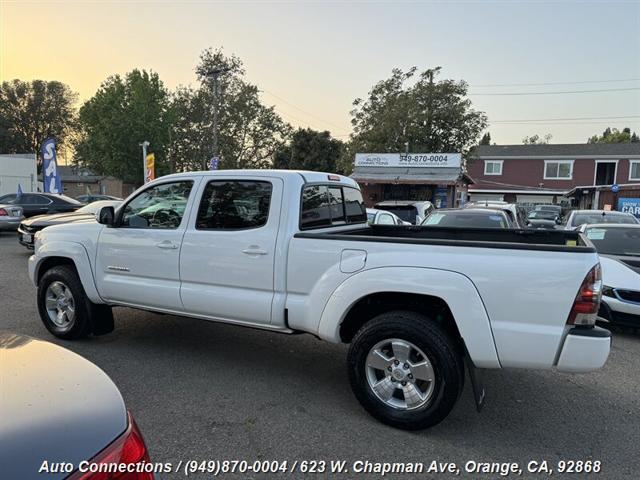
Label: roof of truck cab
xmin=157 ymin=169 xmax=359 ymax=187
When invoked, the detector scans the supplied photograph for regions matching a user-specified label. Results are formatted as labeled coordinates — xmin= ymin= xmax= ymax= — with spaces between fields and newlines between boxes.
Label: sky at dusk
xmin=1 ymin=0 xmax=639 ymax=145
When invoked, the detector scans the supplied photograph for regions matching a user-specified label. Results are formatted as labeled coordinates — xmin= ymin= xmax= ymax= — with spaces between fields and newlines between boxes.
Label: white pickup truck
xmin=29 ymin=170 xmax=611 ymax=430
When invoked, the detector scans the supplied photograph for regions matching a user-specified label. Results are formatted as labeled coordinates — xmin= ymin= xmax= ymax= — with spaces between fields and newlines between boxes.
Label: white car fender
xmin=317 ymin=266 xmax=501 ymax=368
xmin=30 ymin=240 xmax=103 ymax=304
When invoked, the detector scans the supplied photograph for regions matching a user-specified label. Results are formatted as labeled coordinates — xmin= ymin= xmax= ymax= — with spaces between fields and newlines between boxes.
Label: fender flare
xmin=32 ymin=241 xmax=104 ymax=304
xmin=317 ymin=266 xmax=501 ymax=369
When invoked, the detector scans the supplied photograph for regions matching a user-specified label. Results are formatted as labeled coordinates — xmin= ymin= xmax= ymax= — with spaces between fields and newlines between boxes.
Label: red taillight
xmin=0 ymin=208 xmax=8 ymax=216
xmin=68 ymin=412 xmax=153 ymax=480
xmin=567 ymin=264 xmax=602 ymax=326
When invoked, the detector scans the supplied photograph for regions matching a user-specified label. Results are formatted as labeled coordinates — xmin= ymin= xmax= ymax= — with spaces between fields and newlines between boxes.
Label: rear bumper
xmin=556 ymin=326 xmax=611 ymax=372
xmin=0 ymin=219 xmax=22 ymax=231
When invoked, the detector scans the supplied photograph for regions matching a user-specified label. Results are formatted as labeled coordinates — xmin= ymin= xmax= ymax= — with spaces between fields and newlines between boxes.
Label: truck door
xmin=179 ymin=177 xmax=282 ymax=325
xmin=95 ymin=179 xmax=197 ymax=310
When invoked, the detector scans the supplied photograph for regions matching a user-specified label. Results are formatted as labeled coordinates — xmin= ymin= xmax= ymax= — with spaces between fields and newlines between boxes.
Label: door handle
xmin=242 ymin=247 xmax=268 ymax=256
xmin=156 ymin=241 xmax=179 ymax=250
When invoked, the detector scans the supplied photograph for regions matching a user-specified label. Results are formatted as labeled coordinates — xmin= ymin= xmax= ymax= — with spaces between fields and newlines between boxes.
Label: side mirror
xmin=97 ymin=206 xmax=115 ymax=226
xmin=555 ymin=217 xmax=561 ymax=224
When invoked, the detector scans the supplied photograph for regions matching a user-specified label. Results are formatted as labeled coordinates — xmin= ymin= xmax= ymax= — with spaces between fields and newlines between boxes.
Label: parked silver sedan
xmin=0 ymin=203 xmax=24 ymax=231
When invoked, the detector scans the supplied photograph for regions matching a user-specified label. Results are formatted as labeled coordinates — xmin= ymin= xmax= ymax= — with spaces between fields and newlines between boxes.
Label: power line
xmin=272 ymin=107 xmax=351 ymax=136
xmin=495 ymin=121 xmax=640 ymax=126
xmin=472 ymin=78 xmax=640 ymax=88
xmin=470 ymin=87 xmax=640 ymax=96
xmin=492 ymin=115 xmax=640 ymax=124
xmin=261 ymin=89 xmax=346 ymax=131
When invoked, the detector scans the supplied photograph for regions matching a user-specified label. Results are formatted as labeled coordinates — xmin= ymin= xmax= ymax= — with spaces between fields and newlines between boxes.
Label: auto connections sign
xmin=355 ymin=153 xmax=462 ymax=168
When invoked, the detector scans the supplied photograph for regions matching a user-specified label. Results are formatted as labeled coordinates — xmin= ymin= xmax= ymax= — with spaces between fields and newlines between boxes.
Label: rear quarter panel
xmin=286 ymin=236 xmax=598 ymax=369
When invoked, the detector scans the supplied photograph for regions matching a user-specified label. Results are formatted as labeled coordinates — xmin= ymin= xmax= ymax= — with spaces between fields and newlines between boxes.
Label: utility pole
xmin=205 ymin=67 xmax=232 ymax=170
xmin=139 ymin=140 xmax=150 ymax=184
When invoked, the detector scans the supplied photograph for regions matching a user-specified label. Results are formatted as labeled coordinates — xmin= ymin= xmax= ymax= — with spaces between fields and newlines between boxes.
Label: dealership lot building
xmin=467 ymin=143 xmax=640 ymax=209
xmin=350 ymin=153 xmax=472 ymax=208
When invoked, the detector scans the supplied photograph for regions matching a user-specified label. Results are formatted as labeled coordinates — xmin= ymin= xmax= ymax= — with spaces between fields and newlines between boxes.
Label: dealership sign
xmin=355 ymin=153 xmax=461 ymax=168
xmin=618 ymin=198 xmax=640 ymax=218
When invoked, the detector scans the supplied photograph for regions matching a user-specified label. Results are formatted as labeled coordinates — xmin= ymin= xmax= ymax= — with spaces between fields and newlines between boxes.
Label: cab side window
xmin=120 ymin=181 xmax=193 ymax=229
xmin=196 ymin=181 xmax=272 ymax=230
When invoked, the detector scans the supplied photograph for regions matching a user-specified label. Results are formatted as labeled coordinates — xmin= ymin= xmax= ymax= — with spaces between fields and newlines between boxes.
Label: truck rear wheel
xmin=347 ymin=311 xmax=463 ymax=430
xmin=37 ymin=265 xmax=113 ymax=339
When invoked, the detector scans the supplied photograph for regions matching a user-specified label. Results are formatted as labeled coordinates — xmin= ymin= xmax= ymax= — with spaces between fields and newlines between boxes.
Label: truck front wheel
xmin=347 ymin=311 xmax=463 ymax=430
xmin=37 ymin=265 xmax=113 ymax=340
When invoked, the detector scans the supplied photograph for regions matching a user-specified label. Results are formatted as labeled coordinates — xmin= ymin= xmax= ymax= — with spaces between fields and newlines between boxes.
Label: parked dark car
xmin=421 ymin=208 xmax=515 ymax=228
xmin=76 ymin=194 xmax=123 ymax=203
xmin=18 ymin=200 xmax=122 ymax=249
xmin=464 ymin=201 xmax=528 ymax=228
xmin=0 ymin=193 xmax=83 ymax=218
xmin=526 ymin=210 xmax=561 ymax=229
xmin=0 ymin=332 xmax=153 ymax=479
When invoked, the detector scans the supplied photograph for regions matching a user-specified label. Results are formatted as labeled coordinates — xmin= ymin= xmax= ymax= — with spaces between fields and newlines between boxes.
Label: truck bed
xmin=296 ymin=225 xmax=595 ymax=253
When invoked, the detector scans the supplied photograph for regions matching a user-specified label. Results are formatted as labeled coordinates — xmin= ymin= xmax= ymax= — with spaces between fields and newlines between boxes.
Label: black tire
xmin=37 ymin=265 xmax=114 ymax=339
xmin=347 ymin=311 xmax=464 ymax=430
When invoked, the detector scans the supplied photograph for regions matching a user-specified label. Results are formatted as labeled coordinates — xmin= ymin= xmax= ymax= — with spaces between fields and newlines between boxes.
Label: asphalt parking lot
xmin=1 ymin=232 xmax=639 ymax=479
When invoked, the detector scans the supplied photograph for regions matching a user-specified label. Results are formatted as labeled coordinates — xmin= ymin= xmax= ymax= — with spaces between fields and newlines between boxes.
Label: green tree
xmin=479 ymin=132 xmax=491 ymax=145
xmin=0 ymin=79 xmax=77 ymax=170
xmin=74 ymin=70 xmax=172 ymax=184
xmin=347 ymin=66 xmax=487 ymax=172
xmin=273 ymin=128 xmax=344 ymax=173
xmin=169 ymin=48 xmax=292 ymax=171
xmin=522 ymin=133 xmax=552 ymax=145
xmin=588 ymin=127 xmax=639 ymax=143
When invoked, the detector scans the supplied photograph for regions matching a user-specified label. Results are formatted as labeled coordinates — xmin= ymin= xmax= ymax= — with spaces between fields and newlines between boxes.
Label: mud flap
xmin=465 ymin=351 xmax=486 ymax=412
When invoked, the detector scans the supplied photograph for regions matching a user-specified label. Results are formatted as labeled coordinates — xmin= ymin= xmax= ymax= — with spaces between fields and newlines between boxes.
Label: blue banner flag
xmin=17 ymin=184 xmax=23 ymax=197
xmin=209 ymin=156 xmax=219 ymax=170
xmin=41 ymin=138 xmax=62 ymax=194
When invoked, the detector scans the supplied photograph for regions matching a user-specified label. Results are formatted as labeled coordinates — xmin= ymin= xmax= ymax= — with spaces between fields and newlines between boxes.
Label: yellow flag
xmin=146 ymin=153 xmax=155 ymax=182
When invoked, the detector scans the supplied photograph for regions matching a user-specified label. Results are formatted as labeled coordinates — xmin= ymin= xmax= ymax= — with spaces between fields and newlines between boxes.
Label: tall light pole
xmin=139 ymin=140 xmax=150 ymax=183
xmin=205 ymin=67 xmax=232 ymax=170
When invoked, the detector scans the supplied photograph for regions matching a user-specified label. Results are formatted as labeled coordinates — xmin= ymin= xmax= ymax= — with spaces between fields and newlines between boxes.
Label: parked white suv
xmin=29 ymin=170 xmax=610 ymax=430
xmin=373 ymin=200 xmax=434 ymax=225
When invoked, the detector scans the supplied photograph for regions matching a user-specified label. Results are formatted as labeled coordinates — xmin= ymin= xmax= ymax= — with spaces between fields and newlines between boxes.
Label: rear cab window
xmin=300 ymin=184 xmax=366 ymax=230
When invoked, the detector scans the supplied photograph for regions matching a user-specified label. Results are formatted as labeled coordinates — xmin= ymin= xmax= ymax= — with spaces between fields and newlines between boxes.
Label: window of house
xmin=544 ymin=160 xmax=573 ymax=180
xmin=484 ymin=160 xmax=503 ymax=175
xmin=629 ymin=161 xmax=640 ymax=181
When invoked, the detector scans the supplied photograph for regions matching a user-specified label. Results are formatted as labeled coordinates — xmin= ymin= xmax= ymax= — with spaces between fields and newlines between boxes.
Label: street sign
xmin=612 ymin=184 xmax=620 ymax=193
